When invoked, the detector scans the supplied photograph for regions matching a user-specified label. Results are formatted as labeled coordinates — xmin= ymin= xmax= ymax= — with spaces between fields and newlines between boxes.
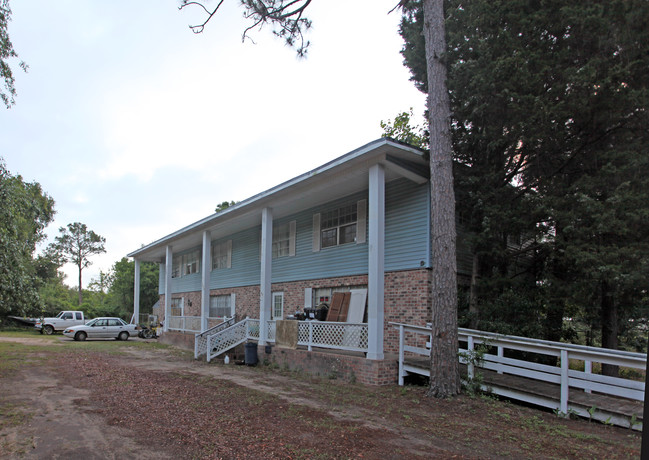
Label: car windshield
xmin=85 ymin=318 xmax=99 ymax=326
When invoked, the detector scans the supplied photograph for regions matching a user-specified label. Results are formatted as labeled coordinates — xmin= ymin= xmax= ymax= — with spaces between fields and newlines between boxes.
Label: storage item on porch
xmin=275 ymin=320 xmax=298 ymax=349
xmin=304 ymin=303 xmax=329 ymax=321
xmin=326 ymin=292 xmax=350 ymax=322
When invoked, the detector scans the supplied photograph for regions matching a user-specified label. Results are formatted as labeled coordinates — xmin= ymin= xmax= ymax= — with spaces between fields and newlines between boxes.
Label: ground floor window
xmin=312 ymin=285 xmax=367 ymax=307
xmin=209 ymin=294 xmax=232 ymax=318
xmin=171 ymin=298 xmax=183 ymax=316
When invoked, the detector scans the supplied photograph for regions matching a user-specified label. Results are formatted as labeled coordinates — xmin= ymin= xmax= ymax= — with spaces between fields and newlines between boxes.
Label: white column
xmin=164 ymin=245 xmax=172 ymax=333
xmin=133 ymin=259 xmax=141 ymax=324
xmin=259 ymin=207 xmax=273 ymax=345
xmin=201 ymin=231 xmax=211 ymax=332
xmin=367 ymin=163 xmax=385 ymax=360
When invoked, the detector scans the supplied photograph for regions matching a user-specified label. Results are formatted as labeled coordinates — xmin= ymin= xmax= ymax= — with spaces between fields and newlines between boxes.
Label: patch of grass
xmin=0 ymin=402 xmax=33 ymax=429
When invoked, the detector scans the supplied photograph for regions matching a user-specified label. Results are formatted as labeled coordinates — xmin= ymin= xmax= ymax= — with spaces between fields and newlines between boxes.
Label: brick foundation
xmin=159 ymin=331 xmax=399 ymax=385
xmin=263 ymin=345 xmax=399 ymax=385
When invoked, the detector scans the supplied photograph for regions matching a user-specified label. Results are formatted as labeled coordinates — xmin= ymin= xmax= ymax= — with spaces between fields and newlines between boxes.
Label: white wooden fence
xmin=392 ymin=323 xmax=646 ymax=429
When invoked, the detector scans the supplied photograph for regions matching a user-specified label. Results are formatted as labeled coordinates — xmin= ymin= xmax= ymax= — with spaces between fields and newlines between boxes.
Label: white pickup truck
xmin=35 ymin=311 xmax=86 ymax=335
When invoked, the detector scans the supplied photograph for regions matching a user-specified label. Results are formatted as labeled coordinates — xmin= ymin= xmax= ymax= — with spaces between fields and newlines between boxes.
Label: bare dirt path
xmin=0 ymin=335 xmax=642 ymax=459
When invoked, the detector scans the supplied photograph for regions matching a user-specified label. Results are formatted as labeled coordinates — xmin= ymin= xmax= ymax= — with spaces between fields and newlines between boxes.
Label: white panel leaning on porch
xmin=344 ymin=289 xmax=368 ymax=348
xmin=347 ymin=289 xmax=368 ymax=323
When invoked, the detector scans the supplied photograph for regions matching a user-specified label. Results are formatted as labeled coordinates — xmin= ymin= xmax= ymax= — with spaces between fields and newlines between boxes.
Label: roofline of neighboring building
xmin=127 ymin=138 xmax=425 ymax=259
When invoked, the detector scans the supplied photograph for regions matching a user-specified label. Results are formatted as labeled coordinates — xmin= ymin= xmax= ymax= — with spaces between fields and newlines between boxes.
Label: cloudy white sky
xmin=1 ymin=0 xmax=426 ymax=289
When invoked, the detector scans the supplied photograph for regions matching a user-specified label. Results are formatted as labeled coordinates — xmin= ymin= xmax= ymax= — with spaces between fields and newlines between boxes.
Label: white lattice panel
xmin=207 ymin=320 xmax=248 ymax=361
xmin=298 ymin=322 xmax=368 ymax=351
xmin=247 ymin=320 xmax=260 ymax=339
xmin=195 ymin=318 xmax=235 ymax=358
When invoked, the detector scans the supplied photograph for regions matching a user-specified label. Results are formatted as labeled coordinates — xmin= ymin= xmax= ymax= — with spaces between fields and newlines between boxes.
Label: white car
xmin=63 ymin=317 xmax=140 ymax=341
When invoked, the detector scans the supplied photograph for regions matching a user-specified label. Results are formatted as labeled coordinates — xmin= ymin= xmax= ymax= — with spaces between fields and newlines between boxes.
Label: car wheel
xmin=143 ymin=329 xmax=153 ymax=339
xmin=118 ymin=331 xmax=129 ymax=341
xmin=75 ymin=331 xmax=87 ymax=341
xmin=43 ymin=325 xmax=54 ymax=335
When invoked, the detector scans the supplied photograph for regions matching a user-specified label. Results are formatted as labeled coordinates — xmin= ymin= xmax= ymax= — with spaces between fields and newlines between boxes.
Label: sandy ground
xmin=0 ymin=335 xmax=642 ymax=459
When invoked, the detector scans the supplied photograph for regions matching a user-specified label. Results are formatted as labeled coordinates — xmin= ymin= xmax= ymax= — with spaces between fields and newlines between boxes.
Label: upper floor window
xmin=171 ymin=257 xmax=181 ymax=278
xmin=273 ymin=221 xmax=296 ymax=258
xmin=182 ymin=249 xmax=200 ymax=275
xmin=212 ymin=240 xmax=232 ymax=270
xmin=321 ymin=204 xmax=358 ymax=248
xmin=312 ymin=199 xmax=366 ymax=252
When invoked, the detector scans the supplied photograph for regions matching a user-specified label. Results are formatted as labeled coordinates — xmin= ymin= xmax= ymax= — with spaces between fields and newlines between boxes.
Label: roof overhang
xmin=128 ymin=138 xmax=427 ymax=262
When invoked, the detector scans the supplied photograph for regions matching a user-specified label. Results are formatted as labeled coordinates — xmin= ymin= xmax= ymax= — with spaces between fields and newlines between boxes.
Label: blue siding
xmin=171 ymin=246 xmax=202 ymax=293
xmin=210 ymin=228 xmax=261 ymax=289
xmin=385 ymin=179 xmax=430 ymax=270
xmin=162 ymin=178 xmax=430 ymax=295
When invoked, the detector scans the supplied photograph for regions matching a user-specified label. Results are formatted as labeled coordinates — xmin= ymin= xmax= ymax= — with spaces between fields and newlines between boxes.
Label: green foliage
xmin=106 ymin=257 xmax=159 ymax=319
xmin=380 ymin=108 xmax=428 ymax=150
xmin=215 ymin=200 xmax=237 ymax=213
xmin=48 ymin=222 xmax=106 ymax=305
xmin=0 ymin=159 xmax=55 ymax=316
xmin=399 ymin=1 xmax=649 ymax=349
xmin=0 ymin=0 xmax=26 ymax=108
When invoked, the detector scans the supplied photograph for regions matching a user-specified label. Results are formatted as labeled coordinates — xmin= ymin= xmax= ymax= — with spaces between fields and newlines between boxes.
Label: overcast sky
xmin=1 ymin=0 xmax=426 ymax=290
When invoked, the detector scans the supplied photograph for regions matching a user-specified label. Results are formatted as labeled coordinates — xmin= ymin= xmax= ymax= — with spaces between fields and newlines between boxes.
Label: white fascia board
xmin=128 ymin=138 xmax=425 ymax=260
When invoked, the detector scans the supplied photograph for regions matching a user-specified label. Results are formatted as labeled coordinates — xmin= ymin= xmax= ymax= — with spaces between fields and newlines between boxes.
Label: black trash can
xmin=244 ymin=342 xmax=258 ymax=366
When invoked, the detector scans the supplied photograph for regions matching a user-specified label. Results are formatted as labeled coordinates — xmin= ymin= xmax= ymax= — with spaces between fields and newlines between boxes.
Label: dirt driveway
xmin=0 ymin=334 xmax=642 ymax=459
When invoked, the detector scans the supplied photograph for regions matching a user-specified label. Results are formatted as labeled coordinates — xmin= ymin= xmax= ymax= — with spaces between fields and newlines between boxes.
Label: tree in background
xmin=0 ymin=159 xmax=55 ymax=317
xmin=49 ymin=222 xmax=106 ymax=306
xmin=0 ymin=0 xmax=27 ymax=108
xmin=398 ymin=1 xmax=649 ymax=363
xmin=180 ymin=0 xmax=460 ymax=397
xmin=107 ymin=258 xmax=159 ymax=320
xmin=215 ymin=200 xmax=237 ymax=213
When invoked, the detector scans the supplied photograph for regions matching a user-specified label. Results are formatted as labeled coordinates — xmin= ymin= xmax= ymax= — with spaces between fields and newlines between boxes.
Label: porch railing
xmin=392 ymin=322 xmax=646 ymax=429
xmin=194 ymin=317 xmax=236 ymax=359
xmin=168 ymin=315 xmax=201 ymax=333
xmin=203 ymin=318 xmax=368 ymax=362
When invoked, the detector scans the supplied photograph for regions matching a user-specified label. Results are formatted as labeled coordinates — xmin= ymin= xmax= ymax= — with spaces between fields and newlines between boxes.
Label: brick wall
xmin=262 ymin=345 xmax=399 ymax=386
xmin=159 ymin=268 xmax=432 ymax=354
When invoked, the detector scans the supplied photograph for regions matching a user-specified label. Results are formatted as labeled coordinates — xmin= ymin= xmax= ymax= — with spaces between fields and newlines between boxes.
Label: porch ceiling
xmin=128 ymin=138 xmax=427 ymax=262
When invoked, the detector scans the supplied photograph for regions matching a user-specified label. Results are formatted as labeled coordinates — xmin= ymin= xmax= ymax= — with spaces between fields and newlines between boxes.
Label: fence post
xmin=497 ymin=346 xmax=504 ymax=374
xmin=308 ymin=322 xmax=313 ymax=352
xmin=468 ymin=336 xmax=475 ymax=381
xmin=584 ymin=360 xmax=592 ymax=393
xmin=194 ymin=334 xmax=199 ymax=360
xmin=398 ymin=324 xmax=405 ymax=386
xmin=560 ymin=349 xmax=569 ymax=415
xmin=206 ymin=335 xmax=212 ymax=363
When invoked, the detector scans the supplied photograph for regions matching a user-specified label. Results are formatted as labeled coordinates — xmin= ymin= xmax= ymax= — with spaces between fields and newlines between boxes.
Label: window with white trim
xmin=209 ymin=294 xmax=232 ymax=318
xmin=272 ymin=221 xmax=295 ymax=258
xmin=321 ymin=203 xmax=357 ymax=248
xmin=182 ymin=249 xmax=200 ymax=275
xmin=171 ymin=298 xmax=183 ymax=316
xmin=212 ymin=240 xmax=232 ymax=270
xmin=272 ymin=292 xmax=284 ymax=320
xmin=171 ymin=256 xmax=181 ymax=278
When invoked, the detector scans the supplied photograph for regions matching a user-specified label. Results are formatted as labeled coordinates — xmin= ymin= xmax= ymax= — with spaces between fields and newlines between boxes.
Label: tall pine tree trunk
xmin=600 ymin=280 xmax=619 ymax=377
xmin=468 ymin=253 xmax=479 ymax=329
xmin=423 ymin=0 xmax=460 ymax=398
xmin=78 ymin=262 xmax=83 ymax=306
